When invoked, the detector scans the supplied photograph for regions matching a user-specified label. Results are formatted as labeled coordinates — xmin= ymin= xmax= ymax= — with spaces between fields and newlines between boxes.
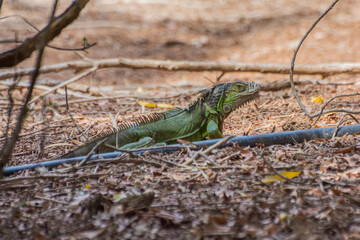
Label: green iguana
xmin=60 ymin=81 xmax=260 ymax=159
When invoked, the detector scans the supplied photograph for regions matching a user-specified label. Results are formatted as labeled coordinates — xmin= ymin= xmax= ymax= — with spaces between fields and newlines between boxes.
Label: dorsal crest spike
xmin=185 ymin=85 xmax=218 ymax=111
xmin=84 ymin=110 xmax=175 ymax=144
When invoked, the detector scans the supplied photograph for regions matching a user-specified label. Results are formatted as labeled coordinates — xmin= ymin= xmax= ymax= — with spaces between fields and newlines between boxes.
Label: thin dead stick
xmin=56 ymin=92 xmax=189 ymax=106
xmin=202 ymin=135 xmax=235 ymax=155
xmin=186 ymin=173 xmax=202 ymax=182
xmin=149 ymin=155 xmax=187 ymax=167
xmin=1 ymin=57 xmax=360 ymax=81
xmin=29 ymin=66 xmax=97 ymax=104
xmin=0 ymin=81 xmax=93 ymax=99
xmin=1 ymin=184 xmax=36 ymax=190
xmin=92 ymin=156 xmax=163 ymax=168
xmin=34 ymin=196 xmax=68 ymax=205
xmin=218 ymin=151 xmax=241 ymax=164
xmin=0 ymin=172 xmax=110 ymax=189
xmin=289 ymin=0 xmax=359 ymax=119
xmin=81 ymin=122 xmax=94 ymax=136
xmin=332 ymin=113 xmax=360 ymax=139
xmin=75 ymin=138 xmax=108 ymax=168
xmin=0 ymin=39 xmax=96 ymax=53
xmin=65 ymin=86 xmax=89 ymax=141
xmin=184 ymin=135 xmax=234 ymax=165
xmin=257 ymin=78 xmax=355 ymax=92
xmin=197 ymin=151 xmax=219 ymax=166
xmin=187 ymin=149 xmax=209 ymax=182
xmin=209 ymin=165 xmax=255 ymax=170
xmin=311 ymin=93 xmax=360 ymax=127
xmin=0 ymin=173 xmax=109 ymax=184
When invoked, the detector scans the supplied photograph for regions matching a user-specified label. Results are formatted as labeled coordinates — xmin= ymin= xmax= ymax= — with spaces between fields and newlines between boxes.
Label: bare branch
xmin=288 ymin=0 xmax=359 ymax=119
xmin=65 ymin=86 xmax=89 ymax=141
xmin=1 ymin=58 xmax=360 ymax=80
xmin=311 ymin=93 xmax=360 ymax=127
xmin=75 ymin=138 xmax=108 ymax=168
xmin=0 ymin=0 xmax=89 ymax=68
xmin=0 ymin=39 xmax=97 ymax=52
xmin=0 ymin=0 xmax=59 ymax=177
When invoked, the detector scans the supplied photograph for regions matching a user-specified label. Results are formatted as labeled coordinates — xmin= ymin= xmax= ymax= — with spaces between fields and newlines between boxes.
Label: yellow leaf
xmin=278 ymin=212 xmax=289 ymax=221
xmin=137 ymin=100 xmax=174 ymax=109
xmin=84 ymin=183 xmax=91 ymax=189
xmin=137 ymin=100 xmax=156 ymax=108
xmin=70 ymin=139 xmax=83 ymax=146
xmin=156 ymin=103 xmax=174 ymax=109
xmin=311 ymin=96 xmax=323 ymax=103
xmin=262 ymin=171 xmax=301 ymax=183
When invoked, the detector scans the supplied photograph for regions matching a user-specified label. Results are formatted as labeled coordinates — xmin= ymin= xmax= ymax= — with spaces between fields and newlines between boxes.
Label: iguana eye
xmin=223 ymin=104 xmax=232 ymax=114
xmin=235 ymin=83 xmax=245 ymax=91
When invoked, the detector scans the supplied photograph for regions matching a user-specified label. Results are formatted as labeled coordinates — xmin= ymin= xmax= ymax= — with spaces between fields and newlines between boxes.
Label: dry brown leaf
xmin=333 ymin=145 xmax=356 ymax=154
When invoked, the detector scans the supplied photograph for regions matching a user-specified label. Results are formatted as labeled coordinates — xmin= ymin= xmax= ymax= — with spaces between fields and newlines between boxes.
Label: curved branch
xmin=0 ymin=0 xmax=59 ymax=177
xmin=0 ymin=39 xmax=97 ymax=52
xmin=0 ymin=0 xmax=89 ymax=68
xmin=287 ymin=0 xmax=360 ymax=120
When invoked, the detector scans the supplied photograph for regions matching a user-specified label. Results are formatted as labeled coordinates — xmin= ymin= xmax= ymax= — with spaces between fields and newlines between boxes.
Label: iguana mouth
xmin=233 ymin=82 xmax=260 ymax=110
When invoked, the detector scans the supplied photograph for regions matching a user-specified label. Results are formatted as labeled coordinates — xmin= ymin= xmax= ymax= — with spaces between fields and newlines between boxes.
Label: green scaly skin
xmin=59 ymin=81 xmax=260 ymax=159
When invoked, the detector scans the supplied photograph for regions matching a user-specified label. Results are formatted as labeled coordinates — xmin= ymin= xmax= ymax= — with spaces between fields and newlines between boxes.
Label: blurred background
xmin=1 ymin=0 xmax=359 ymax=87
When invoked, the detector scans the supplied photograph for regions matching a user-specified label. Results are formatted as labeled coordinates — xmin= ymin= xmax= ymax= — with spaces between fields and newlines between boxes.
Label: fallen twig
xmin=187 ymin=149 xmax=210 ymax=182
xmin=92 ymin=156 xmax=163 ymax=168
xmin=259 ymin=79 xmax=356 ymax=91
xmin=75 ymin=138 xmax=108 ymax=168
xmin=0 ymin=173 xmax=109 ymax=184
xmin=1 ymin=184 xmax=35 ymax=190
xmin=332 ymin=113 xmax=360 ymax=139
xmin=34 ymin=196 xmax=68 ymax=205
xmin=217 ymin=151 xmax=241 ymax=164
xmin=202 ymin=135 xmax=235 ymax=155
xmin=184 ymin=135 xmax=234 ymax=165
xmin=29 ymin=66 xmax=98 ymax=104
xmin=311 ymin=93 xmax=360 ymax=126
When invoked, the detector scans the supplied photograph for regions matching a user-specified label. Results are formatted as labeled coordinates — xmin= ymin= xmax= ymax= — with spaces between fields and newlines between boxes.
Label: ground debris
xmin=1 ymin=0 xmax=360 ymax=239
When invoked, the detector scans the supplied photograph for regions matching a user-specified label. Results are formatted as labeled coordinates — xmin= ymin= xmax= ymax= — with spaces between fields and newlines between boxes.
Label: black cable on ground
xmin=3 ymin=124 xmax=360 ymax=176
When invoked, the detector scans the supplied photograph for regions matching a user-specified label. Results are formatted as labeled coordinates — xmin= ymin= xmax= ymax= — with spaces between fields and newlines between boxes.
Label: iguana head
xmin=221 ymin=81 xmax=260 ymax=118
xmin=200 ymin=81 xmax=260 ymax=118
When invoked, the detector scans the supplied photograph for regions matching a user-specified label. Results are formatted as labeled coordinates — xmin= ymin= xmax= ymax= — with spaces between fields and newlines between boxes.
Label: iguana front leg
xmin=120 ymin=136 xmax=155 ymax=150
xmin=203 ymin=119 xmax=223 ymax=139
